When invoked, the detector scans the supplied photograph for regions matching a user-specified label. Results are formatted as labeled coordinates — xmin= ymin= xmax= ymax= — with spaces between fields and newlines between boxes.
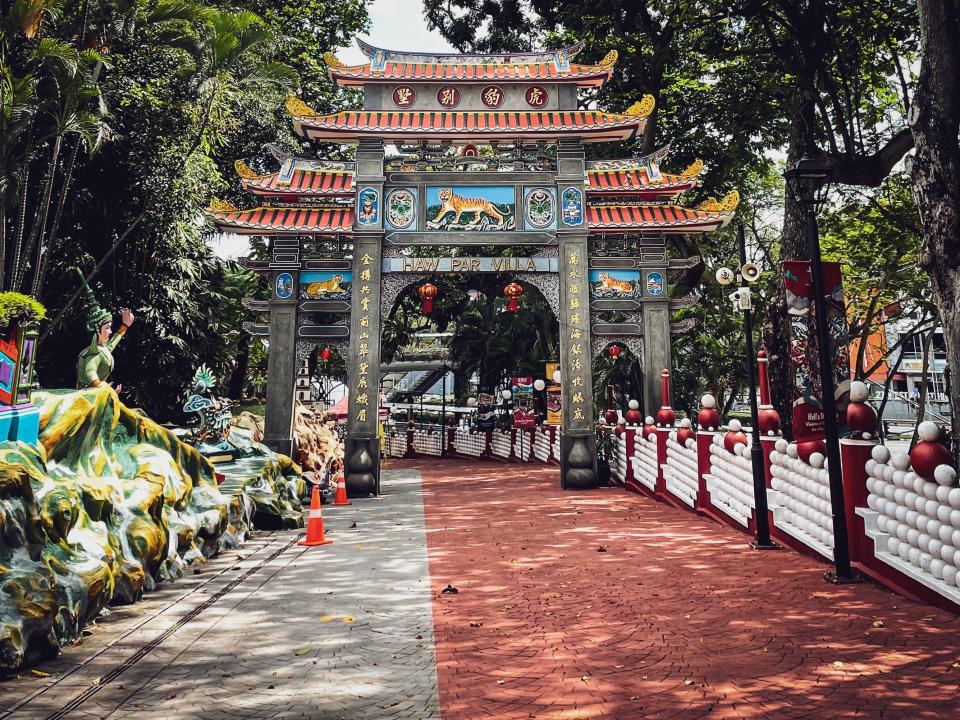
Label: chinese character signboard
xmin=783 ymin=260 xmax=850 ymax=443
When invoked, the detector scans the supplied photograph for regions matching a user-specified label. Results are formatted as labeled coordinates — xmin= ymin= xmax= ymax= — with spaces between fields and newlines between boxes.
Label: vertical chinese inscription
xmin=566 ymin=248 xmax=587 ymax=422
xmin=354 ymin=252 xmax=374 ymax=424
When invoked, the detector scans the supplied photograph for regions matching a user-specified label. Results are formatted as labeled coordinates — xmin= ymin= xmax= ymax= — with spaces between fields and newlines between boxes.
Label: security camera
xmin=728 ymin=287 xmax=752 ymax=311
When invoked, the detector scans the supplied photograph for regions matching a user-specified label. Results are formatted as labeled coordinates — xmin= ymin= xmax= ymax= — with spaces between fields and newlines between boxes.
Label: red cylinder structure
xmin=504 ymin=282 xmax=524 ymax=312
xmin=418 ymin=282 xmax=438 ymax=314
xmin=656 ymin=369 xmax=676 ymax=427
xmin=756 ymin=350 xmax=781 ymax=436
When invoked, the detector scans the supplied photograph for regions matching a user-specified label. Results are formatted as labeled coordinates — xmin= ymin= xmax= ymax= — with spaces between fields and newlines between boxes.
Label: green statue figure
xmin=75 ymin=269 xmax=135 ymax=388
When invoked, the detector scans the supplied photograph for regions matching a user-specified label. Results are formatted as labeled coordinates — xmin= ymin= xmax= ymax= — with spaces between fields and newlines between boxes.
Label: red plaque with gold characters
xmin=524 ymin=85 xmax=548 ymax=108
xmin=480 ymin=85 xmax=505 ymax=108
xmin=392 ymin=85 xmax=416 ymax=108
xmin=436 ymin=85 xmax=461 ymax=108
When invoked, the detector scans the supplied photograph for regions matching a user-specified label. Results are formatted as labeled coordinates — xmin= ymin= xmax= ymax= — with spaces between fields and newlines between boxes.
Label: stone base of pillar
xmin=345 ymin=435 xmax=380 ymax=497
xmin=560 ymin=431 xmax=598 ymax=489
xmin=264 ymin=435 xmax=294 ymax=458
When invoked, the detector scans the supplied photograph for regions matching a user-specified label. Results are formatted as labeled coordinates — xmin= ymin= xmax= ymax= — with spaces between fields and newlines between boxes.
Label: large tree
xmin=909 ymin=0 xmax=960 ymax=459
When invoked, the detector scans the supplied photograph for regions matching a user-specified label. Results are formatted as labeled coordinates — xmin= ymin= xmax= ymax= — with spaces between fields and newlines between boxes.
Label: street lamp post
xmin=717 ymin=226 xmax=778 ymax=550
xmin=738 ymin=224 xmax=778 ymax=550
xmin=784 ymin=152 xmax=860 ymax=584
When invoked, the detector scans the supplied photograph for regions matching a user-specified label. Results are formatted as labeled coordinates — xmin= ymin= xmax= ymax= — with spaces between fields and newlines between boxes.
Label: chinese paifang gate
xmin=207 ymin=39 xmax=738 ymax=494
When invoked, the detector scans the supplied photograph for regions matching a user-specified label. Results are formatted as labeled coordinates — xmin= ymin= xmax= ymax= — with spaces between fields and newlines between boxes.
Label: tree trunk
xmin=227 ymin=331 xmax=252 ymax=400
xmin=765 ymin=86 xmax=818 ymax=440
xmin=910 ymin=0 xmax=960 ymax=461
xmin=910 ymin=328 xmax=935 ymax=449
xmin=17 ymin=133 xmax=62 ymax=292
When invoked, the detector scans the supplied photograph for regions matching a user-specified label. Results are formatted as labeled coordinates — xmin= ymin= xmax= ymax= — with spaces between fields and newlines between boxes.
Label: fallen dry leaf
xmin=294 ymin=646 xmax=311 ymax=656
xmin=872 ymin=620 xmax=885 ymax=628
xmin=833 ymin=661 xmax=844 ymax=669
xmin=29 ymin=669 xmax=50 ymax=678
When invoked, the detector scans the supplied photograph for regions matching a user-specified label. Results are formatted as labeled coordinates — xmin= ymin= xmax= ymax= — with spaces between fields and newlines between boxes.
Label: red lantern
xmin=504 ymin=282 xmax=524 ymax=312
xmin=418 ymin=282 xmax=438 ymax=314
xmin=319 ymin=346 xmax=332 ymax=362
xmin=608 ymin=345 xmax=622 ymax=360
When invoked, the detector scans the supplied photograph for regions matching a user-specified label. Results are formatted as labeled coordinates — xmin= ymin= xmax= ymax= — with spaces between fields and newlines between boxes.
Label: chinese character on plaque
xmin=436 ymin=85 xmax=460 ymax=108
xmin=392 ymin=85 xmax=416 ymax=107
xmin=524 ymin=85 xmax=548 ymax=108
xmin=480 ymin=85 xmax=504 ymax=108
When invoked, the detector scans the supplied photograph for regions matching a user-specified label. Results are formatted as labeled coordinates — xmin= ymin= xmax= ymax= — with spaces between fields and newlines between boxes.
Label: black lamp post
xmin=738 ymin=223 xmax=779 ymax=551
xmin=783 ymin=152 xmax=860 ymax=584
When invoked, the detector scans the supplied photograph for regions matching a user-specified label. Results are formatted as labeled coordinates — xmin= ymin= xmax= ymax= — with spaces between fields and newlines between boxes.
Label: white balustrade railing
xmin=453 ymin=428 xmax=485 ymax=457
xmin=491 ymin=430 xmax=513 ymax=459
xmin=663 ymin=433 xmax=698 ymax=507
xmin=609 ymin=432 xmax=628 ymax=483
xmin=858 ymin=446 xmax=960 ymax=603
xmin=631 ymin=429 xmax=658 ymax=491
xmin=533 ymin=428 xmax=552 ymax=462
xmin=513 ymin=430 xmax=533 ymax=462
xmin=412 ymin=430 xmax=443 ymax=456
xmin=768 ymin=440 xmax=834 ymax=559
xmin=386 ymin=431 xmax=407 ymax=458
xmin=551 ymin=430 xmax=561 ymax=462
xmin=705 ymin=437 xmax=755 ymax=527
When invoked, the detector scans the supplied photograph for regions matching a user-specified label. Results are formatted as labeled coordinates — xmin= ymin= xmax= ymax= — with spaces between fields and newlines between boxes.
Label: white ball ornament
xmin=787 ymin=443 xmax=799 ymax=458
xmin=937 ymin=485 xmax=951 ymax=504
xmin=925 ymin=499 xmax=940 ymax=517
xmin=917 ymin=515 xmax=930 ymax=533
xmin=629 ymin=399 xmax=640 ymax=410
xmin=891 ymin=452 xmax=911 ymax=471
xmin=896 ymin=524 xmax=909 ymax=542
xmin=918 ymin=421 xmax=940 ymax=442
xmin=775 ymin=438 xmax=788 ymax=453
xmin=894 ymin=488 xmax=907 ymax=505
xmin=918 ymin=533 xmax=931 ymax=552
xmin=951 ymin=509 xmax=960 ymax=529
xmin=908 ymin=547 xmax=921 ymax=565
xmin=949 ymin=488 xmax=960 ymax=510
xmin=914 ymin=495 xmax=928 ymax=513
xmin=907 ymin=525 xmax=920 ymax=544
xmin=865 ymin=459 xmax=876 ymax=476
xmin=944 ymin=565 xmax=959 ymax=587
xmin=940 ymin=524 xmax=955 ymax=544
xmin=909 ymin=474 xmax=924 ymax=493
xmin=920 ymin=553 xmax=933 ymax=571
xmin=887 ymin=537 xmax=900 ymax=554
xmin=923 ymin=482 xmax=939 ymax=500
xmin=876 ymin=513 xmax=888 ymax=531
xmin=938 ymin=505 xmax=953 ymax=524
xmin=868 ymin=495 xmax=880 ymax=513
xmin=898 ymin=542 xmax=911 ymax=560
xmin=934 ymin=464 xmax=957 ymax=487
xmin=940 ymin=544 xmax=955 ymax=563
xmin=701 ymin=394 xmax=716 ymax=409
xmin=931 ymin=558 xmax=945 ymax=579
xmin=645 ymin=416 xmax=655 ymax=425
xmin=809 ymin=452 xmax=825 ymax=469
xmin=849 ymin=380 xmax=869 ymax=403
xmin=953 ymin=548 xmax=960 ymax=568
xmin=872 ymin=445 xmax=891 ymax=464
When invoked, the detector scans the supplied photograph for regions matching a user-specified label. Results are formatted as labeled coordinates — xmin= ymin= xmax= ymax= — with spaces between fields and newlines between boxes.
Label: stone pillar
xmin=642 ymin=296 xmax=672 ymax=413
xmin=556 ymin=140 xmax=597 ymax=489
xmin=345 ymin=139 xmax=385 ymax=496
xmin=263 ymin=269 xmax=298 ymax=456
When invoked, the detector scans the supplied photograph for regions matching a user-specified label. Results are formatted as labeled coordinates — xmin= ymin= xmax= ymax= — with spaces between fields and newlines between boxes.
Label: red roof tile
xmin=329 ymin=62 xmax=612 ymax=88
xmin=207 ymin=206 xmax=354 ymax=235
xmin=242 ymin=170 xmax=353 ymax=197
xmin=587 ymin=204 xmax=732 ymax=233
xmin=292 ymin=110 xmax=645 ymax=143
xmin=586 ymin=169 xmax=697 ymax=198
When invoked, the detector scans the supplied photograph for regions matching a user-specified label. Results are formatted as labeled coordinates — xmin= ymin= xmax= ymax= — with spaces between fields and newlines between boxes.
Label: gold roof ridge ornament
xmin=680 ymin=159 xmax=704 ymax=180
xmin=208 ymin=198 xmax=238 ymax=213
xmin=698 ymin=190 xmax=740 ymax=214
xmin=234 ymin=160 xmax=261 ymax=179
xmin=285 ymin=94 xmax=317 ymax=117
xmin=624 ymin=95 xmax=656 ymax=118
xmin=596 ymin=49 xmax=618 ymax=69
xmin=323 ymin=51 xmax=344 ymax=70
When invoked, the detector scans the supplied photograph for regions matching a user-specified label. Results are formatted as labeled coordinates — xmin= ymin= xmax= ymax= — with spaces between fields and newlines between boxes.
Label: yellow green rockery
xmin=0 ymin=386 xmax=305 ymax=673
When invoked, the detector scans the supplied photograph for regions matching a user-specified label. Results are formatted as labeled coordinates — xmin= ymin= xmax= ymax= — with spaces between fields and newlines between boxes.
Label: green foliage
xmin=0 ymin=290 xmax=45 ymax=325
xmin=1 ymin=0 xmax=368 ymax=418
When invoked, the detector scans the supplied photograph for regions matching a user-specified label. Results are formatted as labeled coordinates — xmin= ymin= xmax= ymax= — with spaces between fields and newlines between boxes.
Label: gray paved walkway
xmin=1 ymin=468 xmax=439 ymax=720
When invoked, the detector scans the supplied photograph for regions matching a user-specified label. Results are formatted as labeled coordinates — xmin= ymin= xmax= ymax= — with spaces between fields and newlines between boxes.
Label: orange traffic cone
xmin=332 ymin=471 xmax=351 ymax=507
xmin=298 ymin=484 xmax=333 ymax=546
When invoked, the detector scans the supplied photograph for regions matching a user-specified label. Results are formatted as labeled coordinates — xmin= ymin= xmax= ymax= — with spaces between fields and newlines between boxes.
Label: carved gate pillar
xmin=345 ymin=139 xmax=385 ymax=496
xmin=556 ymin=140 xmax=597 ymax=488
xmin=642 ymin=298 xmax=672 ymax=411
xmin=263 ymin=269 xmax=299 ymax=456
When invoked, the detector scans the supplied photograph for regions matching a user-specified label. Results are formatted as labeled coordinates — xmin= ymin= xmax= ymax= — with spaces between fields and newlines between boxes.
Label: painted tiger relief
xmin=432 ymin=188 xmax=505 ymax=225
xmin=306 ymin=274 xmax=344 ymax=297
xmin=596 ymin=272 xmax=635 ymax=294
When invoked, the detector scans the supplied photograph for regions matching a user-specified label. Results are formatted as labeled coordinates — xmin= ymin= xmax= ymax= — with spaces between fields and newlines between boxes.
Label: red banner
xmin=783 ymin=260 xmax=851 ymax=443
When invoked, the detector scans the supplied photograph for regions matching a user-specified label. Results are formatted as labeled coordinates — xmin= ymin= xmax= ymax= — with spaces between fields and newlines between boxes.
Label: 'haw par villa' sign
xmin=207 ymin=38 xmax=738 ymax=494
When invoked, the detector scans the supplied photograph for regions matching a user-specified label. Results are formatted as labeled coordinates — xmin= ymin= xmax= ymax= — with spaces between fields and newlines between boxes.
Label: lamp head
xmin=784 ymin=151 xmax=832 ymax=213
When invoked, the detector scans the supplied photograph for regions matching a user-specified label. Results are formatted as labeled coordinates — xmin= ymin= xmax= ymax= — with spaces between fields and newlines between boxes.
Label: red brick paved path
xmin=408 ymin=459 xmax=960 ymax=719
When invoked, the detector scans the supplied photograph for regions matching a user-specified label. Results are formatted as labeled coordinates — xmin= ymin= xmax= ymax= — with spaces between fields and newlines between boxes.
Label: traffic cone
xmin=332 ymin=471 xmax=351 ymax=507
xmin=298 ymin=484 xmax=333 ymax=546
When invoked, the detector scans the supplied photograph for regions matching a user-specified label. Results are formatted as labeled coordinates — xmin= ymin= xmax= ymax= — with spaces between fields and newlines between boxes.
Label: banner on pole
xmin=783 ymin=260 xmax=851 ymax=443
xmin=476 ymin=384 xmax=496 ymax=431
xmin=511 ymin=375 xmax=537 ymax=428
